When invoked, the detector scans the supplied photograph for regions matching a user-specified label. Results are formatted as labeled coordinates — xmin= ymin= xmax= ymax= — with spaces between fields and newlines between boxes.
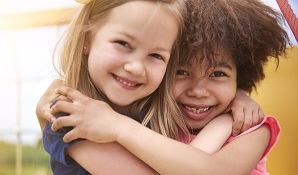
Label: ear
xmin=83 ymin=44 xmax=90 ymax=55
xmin=83 ymin=32 xmax=91 ymax=55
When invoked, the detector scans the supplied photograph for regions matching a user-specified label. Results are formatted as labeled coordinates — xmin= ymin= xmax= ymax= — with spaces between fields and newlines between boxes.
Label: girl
xmin=46 ymin=0 xmax=290 ymax=174
xmin=40 ymin=0 xmax=187 ymax=174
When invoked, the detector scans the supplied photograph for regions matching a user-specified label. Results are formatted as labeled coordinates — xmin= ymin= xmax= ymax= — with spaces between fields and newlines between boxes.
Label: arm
xmin=115 ymin=117 xmax=270 ymax=175
xmin=36 ymin=79 xmax=62 ymax=131
xmin=36 ymin=82 xmax=158 ymax=174
xmin=51 ymin=86 xmax=271 ymax=175
xmin=228 ymin=89 xmax=265 ymax=136
xmin=189 ymin=114 xmax=233 ymax=154
xmin=67 ymin=141 xmax=157 ymax=175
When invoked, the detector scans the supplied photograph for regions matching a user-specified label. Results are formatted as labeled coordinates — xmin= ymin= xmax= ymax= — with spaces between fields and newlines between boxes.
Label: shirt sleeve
xmin=225 ymin=116 xmax=281 ymax=159
xmin=43 ymin=112 xmax=85 ymax=166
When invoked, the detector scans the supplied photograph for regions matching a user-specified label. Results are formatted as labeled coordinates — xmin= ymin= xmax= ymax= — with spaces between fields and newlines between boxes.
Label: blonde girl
xmin=40 ymin=0 xmax=187 ymax=174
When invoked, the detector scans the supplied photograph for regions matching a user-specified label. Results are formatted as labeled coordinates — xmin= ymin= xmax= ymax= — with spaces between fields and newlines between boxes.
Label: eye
xmin=149 ymin=53 xmax=165 ymax=61
xmin=176 ymin=69 xmax=190 ymax=76
xmin=210 ymin=71 xmax=226 ymax=77
xmin=115 ymin=40 xmax=130 ymax=48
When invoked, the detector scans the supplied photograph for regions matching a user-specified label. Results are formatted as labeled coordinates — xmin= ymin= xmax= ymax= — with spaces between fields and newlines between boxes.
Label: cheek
xmin=173 ymin=81 xmax=185 ymax=99
xmin=218 ymin=85 xmax=237 ymax=106
xmin=88 ymin=49 xmax=121 ymax=70
xmin=148 ymin=64 xmax=167 ymax=85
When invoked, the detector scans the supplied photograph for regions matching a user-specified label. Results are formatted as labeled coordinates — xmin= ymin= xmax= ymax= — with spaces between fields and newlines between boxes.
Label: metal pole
xmin=13 ymin=30 xmax=22 ymax=175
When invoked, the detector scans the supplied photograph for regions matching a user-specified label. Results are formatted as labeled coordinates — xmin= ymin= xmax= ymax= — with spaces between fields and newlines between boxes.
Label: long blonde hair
xmin=53 ymin=0 xmax=188 ymax=140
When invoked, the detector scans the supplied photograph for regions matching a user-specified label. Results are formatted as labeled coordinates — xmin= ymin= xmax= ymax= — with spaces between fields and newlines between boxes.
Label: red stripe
xmin=276 ymin=0 xmax=298 ymax=42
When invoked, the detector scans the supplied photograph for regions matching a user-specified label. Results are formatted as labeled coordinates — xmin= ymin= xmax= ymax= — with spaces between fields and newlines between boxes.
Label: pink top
xmin=224 ymin=116 xmax=281 ymax=175
xmin=180 ymin=116 xmax=281 ymax=175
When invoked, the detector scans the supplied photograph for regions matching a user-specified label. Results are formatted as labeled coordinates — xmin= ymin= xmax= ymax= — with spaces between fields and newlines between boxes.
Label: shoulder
xmin=226 ymin=116 xmax=280 ymax=158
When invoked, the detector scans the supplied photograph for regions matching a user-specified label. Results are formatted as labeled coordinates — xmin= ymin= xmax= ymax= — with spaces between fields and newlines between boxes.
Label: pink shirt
xmin=180 ymin=116 xmax=281 ymax=175
xmin=224 ymin=116 xmax=281 ymax=175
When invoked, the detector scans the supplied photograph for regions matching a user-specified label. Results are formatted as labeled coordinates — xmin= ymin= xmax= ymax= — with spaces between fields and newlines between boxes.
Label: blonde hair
xmin=53 ymin=0 xmax=188 ymax=140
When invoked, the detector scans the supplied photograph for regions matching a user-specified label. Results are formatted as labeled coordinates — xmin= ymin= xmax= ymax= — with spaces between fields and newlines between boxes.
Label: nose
xmin=123 ymin=56 xmax=146 ymax=76
xmin=186 ymin=81 xmax=210 ymax=99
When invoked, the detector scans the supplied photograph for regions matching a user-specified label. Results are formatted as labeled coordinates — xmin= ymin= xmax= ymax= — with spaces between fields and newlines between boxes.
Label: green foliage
xmin=0 ymin=140 xmax=52 ymax=175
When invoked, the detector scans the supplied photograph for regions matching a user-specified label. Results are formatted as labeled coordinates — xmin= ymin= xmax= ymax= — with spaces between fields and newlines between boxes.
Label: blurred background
xmin=0 ymin=0 xmax=297 ymax=174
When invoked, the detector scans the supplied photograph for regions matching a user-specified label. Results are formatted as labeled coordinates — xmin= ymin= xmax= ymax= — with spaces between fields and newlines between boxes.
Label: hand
xmin=36 ymin=79 xmax=63 ymax=130
xmin=51 ymin=86 xmax=124 ymax=143
xmin=224 ymin=90 xmax=265 ymax=136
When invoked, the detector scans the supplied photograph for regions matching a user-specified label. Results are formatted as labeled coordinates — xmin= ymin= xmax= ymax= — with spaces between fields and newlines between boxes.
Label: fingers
xmin=50 ymin=100 xmax=76 ymax=117
xmin=258 ymin=109 xmax=265 ymax=122
xmin=63 ymin=129 xmax=80 ymax=143
xmin=232 ymin=106 xmax=265 ymax=136
xmin=46 ymin=79 xmax=64 ymax=104
xmin=241 ymin=109 xmax=253 ymax=133
xmin=43 ymin=108 xmax=57 ymax=123
xmin=51 ymin=114 xmax=76 ymax=132
xmin=251 ymin=110 xmax=260 ymax=127
xmin=231 ymin=109 xmax=244 ymax=136
xmin=36 ymin=80 xmax=64 ymax=131
xmin=56 ymin=95 xmax=72 ymax=103
xmin=55 ymin=86 xmax=84 ymax=102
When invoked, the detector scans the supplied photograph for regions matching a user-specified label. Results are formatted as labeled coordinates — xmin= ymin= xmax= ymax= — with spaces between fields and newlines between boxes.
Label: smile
xmin=115 ymin=76 xmax=138 ymax=87
xmin=184 ymin=105 xmax=210 ymax=114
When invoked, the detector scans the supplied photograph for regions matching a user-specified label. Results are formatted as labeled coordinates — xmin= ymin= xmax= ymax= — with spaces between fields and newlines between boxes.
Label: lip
xmin=112 ymin=74 xmax=142 ymax=90
xmin=179 ymin=103 xmax=214 ymax=120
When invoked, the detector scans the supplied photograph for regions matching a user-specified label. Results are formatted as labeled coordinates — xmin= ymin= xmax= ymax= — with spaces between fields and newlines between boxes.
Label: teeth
xmin=116 ymin=77 xmax=137 ymax=87
xmin=185 ymin=106 xmax=209 ymax=113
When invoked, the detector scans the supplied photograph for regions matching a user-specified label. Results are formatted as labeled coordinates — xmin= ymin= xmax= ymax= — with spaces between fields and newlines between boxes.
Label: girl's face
xmin=174 ymin=56 xmax=237 ymax=130
xmin=87 ymin=1 xmax=179 ymax=113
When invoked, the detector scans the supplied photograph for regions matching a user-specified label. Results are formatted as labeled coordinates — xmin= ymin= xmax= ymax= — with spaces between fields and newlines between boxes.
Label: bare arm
xmin=36 ymin=81 xmax=158 ymax=174
xmin=115 ymin=117 xmax=270 ymax=175
xmin=67 ymin=141 xmax=157 ymax=175
xmin=189 ymin=114 xmax=233 ymax=154
xmin=51 ymin=86 xmax=270 ymax=175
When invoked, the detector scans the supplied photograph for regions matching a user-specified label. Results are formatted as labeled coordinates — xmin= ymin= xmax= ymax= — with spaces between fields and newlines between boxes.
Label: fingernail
xmin=50 ymin=117 xmax=56 ymax=122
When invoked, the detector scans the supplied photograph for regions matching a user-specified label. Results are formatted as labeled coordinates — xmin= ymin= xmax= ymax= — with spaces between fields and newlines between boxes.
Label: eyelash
xmin=176 ymin=69 xmax=228 ymax=78
xmin=114 ymin=40 xmax=166 ymax=62
xmin=115 ymin=40 xmax=130 ymax=48
xmin=210 ymin=71 xmax=227 ymax=77
xmin=176 ymin=69 xmax=189 ymax=76
xmin=149 ymin=53 xmax=164 ymax=61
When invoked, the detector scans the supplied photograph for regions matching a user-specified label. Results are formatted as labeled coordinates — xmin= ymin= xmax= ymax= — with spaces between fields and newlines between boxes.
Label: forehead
xmin=95 ymin=1 xmax=178 ymax=47
xmin=107 ymin=1 xmax=176 ymax=28
xmin=181 ymin=51 xmax=234 ymax=69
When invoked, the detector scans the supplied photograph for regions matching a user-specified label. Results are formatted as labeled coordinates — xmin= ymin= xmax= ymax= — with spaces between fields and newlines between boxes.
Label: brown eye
xmin=211 ymin=71 xmax=226 ymax=77
xmin=176 ymin=70 xmax=189 ymax=76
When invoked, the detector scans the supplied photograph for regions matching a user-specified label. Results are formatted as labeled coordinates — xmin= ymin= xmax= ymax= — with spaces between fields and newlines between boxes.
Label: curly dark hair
xmin=181 ymin=0 xmax=290 ymax=93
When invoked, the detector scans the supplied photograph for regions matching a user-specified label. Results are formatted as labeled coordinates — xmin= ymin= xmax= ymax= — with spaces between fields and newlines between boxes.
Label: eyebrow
xmin=118 ymin=31 xmax=171 ymax=53
xmin=118 ymin=31 xmax=135 ymax=40
xmin=154 ymin=46 xmax=171 ymax=53
xmin=216 ymin=61 xmax=233 ymax=70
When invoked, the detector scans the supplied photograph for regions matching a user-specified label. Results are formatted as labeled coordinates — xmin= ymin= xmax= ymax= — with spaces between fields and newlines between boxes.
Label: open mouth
xmin=116 ymin=77 xmax=137 ymax=87
xmin=114 ymin=74 xmax=141 ymax=88
xmin=184 ymin=105 xmax=210 ymax=114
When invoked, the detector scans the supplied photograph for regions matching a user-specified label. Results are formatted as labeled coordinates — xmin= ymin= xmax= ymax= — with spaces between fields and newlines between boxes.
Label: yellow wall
xmin=251 ymin=46 xmax=298 ymax=175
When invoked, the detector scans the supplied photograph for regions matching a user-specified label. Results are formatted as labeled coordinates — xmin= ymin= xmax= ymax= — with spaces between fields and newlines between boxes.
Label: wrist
xmin=115 ymin=115 xmax=140 ymax=145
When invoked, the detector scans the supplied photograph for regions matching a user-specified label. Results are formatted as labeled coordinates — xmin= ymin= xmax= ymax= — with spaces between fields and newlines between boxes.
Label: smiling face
xmin=174 ymin=54 xmax=237 ymax=130
xmin=87 ymin=1 xmax=179 ymax=113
